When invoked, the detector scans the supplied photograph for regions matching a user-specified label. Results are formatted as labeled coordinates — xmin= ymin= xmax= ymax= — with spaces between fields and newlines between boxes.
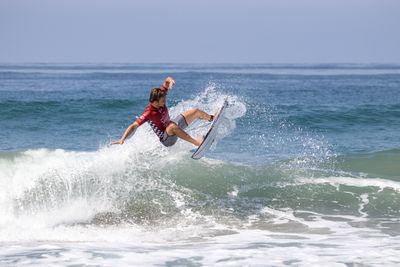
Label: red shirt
xmin=135 ymin=103 xmax=171 ymax=140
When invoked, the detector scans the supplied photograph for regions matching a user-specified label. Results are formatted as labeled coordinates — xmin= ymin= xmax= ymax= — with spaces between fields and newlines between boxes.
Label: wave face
xmin=1 ymin=142 xmax=400 ymax=240
xmin=1 ymin=64 xmax=400 ymax=265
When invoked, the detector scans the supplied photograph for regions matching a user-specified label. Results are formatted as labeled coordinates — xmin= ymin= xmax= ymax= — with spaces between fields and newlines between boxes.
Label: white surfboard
xmin=191 ymin=99 xmax=228 ymax=160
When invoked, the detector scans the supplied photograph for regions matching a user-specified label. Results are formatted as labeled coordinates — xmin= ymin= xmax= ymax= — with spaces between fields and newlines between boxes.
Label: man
xmin=112 ymin=77 xmax=214 ymax=147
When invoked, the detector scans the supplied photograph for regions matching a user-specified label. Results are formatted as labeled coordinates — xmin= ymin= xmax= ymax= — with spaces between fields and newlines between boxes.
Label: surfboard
xmin=191 ymin=99 xmax=228 ymax=160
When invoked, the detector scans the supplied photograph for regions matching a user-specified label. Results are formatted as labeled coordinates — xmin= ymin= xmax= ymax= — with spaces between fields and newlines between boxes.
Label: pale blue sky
xmin=1 ymin=0 xmax=399 ymax=63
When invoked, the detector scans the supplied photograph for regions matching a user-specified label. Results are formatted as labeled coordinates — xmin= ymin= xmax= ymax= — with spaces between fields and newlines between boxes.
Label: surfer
xmin=112 ymin=77 xmax=214 ymax=147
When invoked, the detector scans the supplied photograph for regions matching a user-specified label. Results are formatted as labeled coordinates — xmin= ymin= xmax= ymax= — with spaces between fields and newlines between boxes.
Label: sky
xmin=0 ymin=0 xmax=399 ymax=63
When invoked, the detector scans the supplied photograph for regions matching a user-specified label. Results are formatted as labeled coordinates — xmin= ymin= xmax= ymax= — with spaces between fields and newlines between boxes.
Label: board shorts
xmin=160 ymin=114 xmax=189 ymax=147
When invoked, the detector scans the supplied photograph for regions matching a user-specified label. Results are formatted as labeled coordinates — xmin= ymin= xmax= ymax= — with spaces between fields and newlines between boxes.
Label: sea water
xmin=0 ymin=63 xmax=400 ymax=266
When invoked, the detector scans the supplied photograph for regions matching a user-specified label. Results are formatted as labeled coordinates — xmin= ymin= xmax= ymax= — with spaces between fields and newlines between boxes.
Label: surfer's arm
xmin=112 ymin=122 xmax=139 ymax=145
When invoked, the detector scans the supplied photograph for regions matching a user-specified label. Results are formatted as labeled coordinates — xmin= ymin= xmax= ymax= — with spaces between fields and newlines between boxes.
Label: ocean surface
xmin=0 ymin=63 xmax=400 ymax=266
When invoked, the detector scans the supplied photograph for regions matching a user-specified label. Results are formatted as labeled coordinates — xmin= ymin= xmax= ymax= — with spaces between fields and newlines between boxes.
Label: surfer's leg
xmin=181 ymin=108 xmax=213 ymax=125
xmin=166 ymin=123 xmax=202 ymax=146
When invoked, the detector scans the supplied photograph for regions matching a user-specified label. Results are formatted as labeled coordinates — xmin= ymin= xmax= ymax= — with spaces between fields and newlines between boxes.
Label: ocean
xmin=0 ymin=63 xmax=400 ymax=266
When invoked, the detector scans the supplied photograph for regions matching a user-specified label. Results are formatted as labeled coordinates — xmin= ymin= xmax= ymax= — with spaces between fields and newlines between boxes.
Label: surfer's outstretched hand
xmin=162 ymin=77 xmax=175 ymax=90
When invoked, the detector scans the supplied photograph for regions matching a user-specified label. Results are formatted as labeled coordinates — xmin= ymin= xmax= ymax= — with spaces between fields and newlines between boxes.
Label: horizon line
xmin=1 ymin=62 xmax=400 ymax=65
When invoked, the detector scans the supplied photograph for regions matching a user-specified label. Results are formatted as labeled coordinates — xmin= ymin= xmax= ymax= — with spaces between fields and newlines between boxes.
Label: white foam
xmin=1 ymin=226 xmax=399 ymax=266
xmin=358 ymin=194 xmax=370 ymax=218
xmin=297 ymin=176 xmax=400 ymax=192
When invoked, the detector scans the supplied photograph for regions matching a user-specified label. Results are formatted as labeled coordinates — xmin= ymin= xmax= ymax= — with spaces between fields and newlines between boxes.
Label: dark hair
xmin=149 ymin=87 xmax=166 ymax=102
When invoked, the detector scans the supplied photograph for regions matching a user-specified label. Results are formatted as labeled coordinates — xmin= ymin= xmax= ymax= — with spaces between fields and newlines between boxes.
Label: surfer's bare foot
xmin=208 ymin=114 xmax=214 ymax=122
xmin=194 ymin=137 xmax=203 ymax=146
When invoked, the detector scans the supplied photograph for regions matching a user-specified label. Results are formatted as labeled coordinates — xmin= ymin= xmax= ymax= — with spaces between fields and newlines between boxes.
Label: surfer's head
xmin=149 ymin=87 xmax=166 ymax=107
